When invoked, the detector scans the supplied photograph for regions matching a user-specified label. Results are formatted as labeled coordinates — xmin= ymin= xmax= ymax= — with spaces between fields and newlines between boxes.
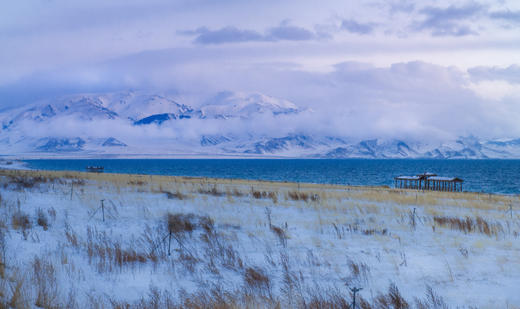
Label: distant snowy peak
xmin=485 ymin=138 xmax=520 ymax=147
xmin=246 ymin=135 xmax=319 ymax=154
xmin=200 ymin=135 xmax=231 ymax=147
xmin=200 ymin=91 xmax=300 ymax=119
xmin=103 ymin=92 xmax=194 ymax=121
xmin=132 ymin=91 xmax=301 ymax=125
xmin=102 ymin=137 xmax=127 ymax=147
xmin=35 ymin=137 xmax=86 ymax=152
xmin=1 ymin=96 xmax=118 ymax=130
xmin=2 ymin=90 xmax=520 ymax=158
xmin=324 ymin=139 xmax=418 ymax=158
xmin=0 ymin=91 xmax=301 ymax=132
xmin=134 ymin=112 xmax=193 ymax=126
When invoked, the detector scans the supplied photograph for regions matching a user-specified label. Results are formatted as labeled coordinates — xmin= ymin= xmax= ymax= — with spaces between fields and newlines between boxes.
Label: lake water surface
xmin=24 ymin=159 xmax=520 ymax=194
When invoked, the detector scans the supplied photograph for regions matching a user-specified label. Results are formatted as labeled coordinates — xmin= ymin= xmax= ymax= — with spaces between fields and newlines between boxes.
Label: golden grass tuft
xmin=252 ymin=190 xmax=278 ymax=203
xmin=433 ymin=215 xmax=502 ymax=237
xmin=287 ymin=191 xmax=309 ymax=202
xmin=36 ymin=208 xmax=49 ymax=231
xmin=244 ymin=267 xmax=270 ymax=292
xmin=11 ymin=210 xmax=31 ymax=231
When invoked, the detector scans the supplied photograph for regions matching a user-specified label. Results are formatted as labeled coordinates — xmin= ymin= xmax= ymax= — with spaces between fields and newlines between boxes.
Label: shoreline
xmin=2 ymin=168 xmax=518 ymax=200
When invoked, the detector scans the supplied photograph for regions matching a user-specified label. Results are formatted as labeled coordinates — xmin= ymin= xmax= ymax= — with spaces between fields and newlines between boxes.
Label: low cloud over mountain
xmin=1 ymin=90 xmax=520 ymax=159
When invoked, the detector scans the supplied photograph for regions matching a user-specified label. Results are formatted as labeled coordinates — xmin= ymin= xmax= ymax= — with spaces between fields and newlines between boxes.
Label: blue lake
xmin=23 ymin=159 xmax=520 ymax=194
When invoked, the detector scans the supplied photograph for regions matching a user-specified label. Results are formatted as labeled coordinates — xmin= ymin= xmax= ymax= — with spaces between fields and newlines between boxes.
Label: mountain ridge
xmin=1 ymin=91 xmax=520 ymax=158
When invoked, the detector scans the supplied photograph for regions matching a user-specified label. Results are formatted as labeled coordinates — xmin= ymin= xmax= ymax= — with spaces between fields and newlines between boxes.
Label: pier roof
xmin=427 ymin=176 xmax=463 ymax=182
xmin=417 ymin=172 xmax=437 ymax=177
xmin=395 ymin=176 xmax=421 ymax=180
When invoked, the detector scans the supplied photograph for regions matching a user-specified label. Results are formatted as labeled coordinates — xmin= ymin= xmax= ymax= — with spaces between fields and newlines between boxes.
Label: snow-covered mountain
xmin=199 ymin=91 xmax=299 ymax=119
xmin=324 ymin=139 xmax=419 ymax=158
xmin=1 ymin=96 xmax=118 ymax=130
xmin=1 ymin=90 xmax=520 ymax=158
xmin=1 ymin=91 xmax=295 ymax=131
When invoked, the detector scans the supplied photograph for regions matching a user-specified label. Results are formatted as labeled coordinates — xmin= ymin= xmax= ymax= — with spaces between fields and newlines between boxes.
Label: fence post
xmin=168 ymin=231 xmax=172 ymax=256
xmin=350 ymin=287 xmax=362 ymax=309
xmin=101 ymin=199 xmax=105 ymax=222
xmin=412 ymin=207 xmax=416 ymax=230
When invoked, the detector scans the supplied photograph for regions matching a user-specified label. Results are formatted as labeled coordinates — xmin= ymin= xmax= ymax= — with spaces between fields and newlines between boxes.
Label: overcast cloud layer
xmin=1 ymin=0 xmax=520 ymax=140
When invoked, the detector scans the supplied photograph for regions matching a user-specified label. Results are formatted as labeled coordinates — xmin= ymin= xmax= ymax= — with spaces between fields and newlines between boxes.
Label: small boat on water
xmin=86 ymin=166 xmax=104 ymax=173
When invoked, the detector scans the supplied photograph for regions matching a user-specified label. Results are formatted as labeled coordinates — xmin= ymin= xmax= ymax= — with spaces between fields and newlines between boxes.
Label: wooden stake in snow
xmin=265 ymin=207 xmax=272 ymax=228
xmin=412 ymin=207 xmax=416 ymax=230
xmin=350 ymin=287 xmax=362 ymax=309
xmin=101 ymin=199 xmax=105 ymax=222
xmin=168 ymin=231 xmax=172 ymax=256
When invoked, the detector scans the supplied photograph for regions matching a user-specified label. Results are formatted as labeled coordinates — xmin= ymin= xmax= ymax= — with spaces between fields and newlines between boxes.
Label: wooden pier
xmin=394 ymin=173 xmax=463 ymax=192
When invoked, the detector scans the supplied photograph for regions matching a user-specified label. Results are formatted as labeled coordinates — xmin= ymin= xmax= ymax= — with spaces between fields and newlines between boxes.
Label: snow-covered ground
xmin=0 ymin=159 xmax=27 ymax=170
xmin=0 ymin=169 xmax=519 ymax=308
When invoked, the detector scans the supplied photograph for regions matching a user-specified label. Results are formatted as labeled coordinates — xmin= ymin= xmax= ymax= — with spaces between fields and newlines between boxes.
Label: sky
xmin=1 ymin=0 xmax=520 ymax=140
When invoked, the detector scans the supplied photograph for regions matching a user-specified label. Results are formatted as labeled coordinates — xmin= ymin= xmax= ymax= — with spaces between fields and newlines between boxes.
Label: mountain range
xmin=1 ymin=90 xmax=520 ymax=158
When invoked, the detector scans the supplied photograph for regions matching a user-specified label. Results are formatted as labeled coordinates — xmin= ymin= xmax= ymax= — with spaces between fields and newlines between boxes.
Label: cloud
xmin=2 ymin=55 xmax=520 ymax=141
xmin=388 ymin=2 xmax=415 ymax=13
xmin=181 ymin=22 xmax=318 ymax=44
xmin=468 ymin=65 xmax=520 ymax=83
xmin=2 ymin=0 xmax=520 ymax=142
xmin=490 ymin=10 xmax=520 ymax=24
xmin=188 ymin=27 xmax=266 ymax=44
xmin=341 ymin=19 xmax=374 ymax=35
xmin=267 ymin=24 xmax=315 ymax=40
xmin=11 ymin=51 xmax=520 ymax=142
xmin=466 ymin=80 xmax=520 ymax=101
xmin=412 ymin=3 xmax=483 ymax=36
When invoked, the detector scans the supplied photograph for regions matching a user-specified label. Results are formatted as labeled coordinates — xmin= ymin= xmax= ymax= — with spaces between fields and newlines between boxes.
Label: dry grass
xmin=244 ymin=267 xmax=271 ymax=293
xmin=1 ymin=168 xmax=518 ymax=213
xmin=0 ymin=229 xmax=5 ymax=280
xmin=165 ymin=212 xmax=245 ymax=273
xmin=288 ymin=191 xmax=310 ymax=202
xmin=347 ymin=259 xmax=370 ymax=285
xmin=270 ymin=225 xmax=288 ymax=247
xmin=0 ymin=255 xmax=455 ymax=309
xmin=128 ymin=180 xmax=146 ymax=186
xmin=373 ymin=283 xmax=410 ymax=309
xmin=11 ymin=210 xmax=31 ymax=232
xmin=252 ymin=190 xmax=278 ymax=203
xmin=362 ymin=228 xmax=388 ymax=236
xmin=36 ymin=208 xmax=50 ymax=231
xmin=305 ymin=295 xmax=349 ymax=309
xmin=163 ymin=190 xmax=186 ymax=200
xmin=6 ymin=175 xmax=49 ymax=189
xmin=433 ymin=216 xmax=503 ymax=237
xmin=198 ymin=185 xmax=224 ymax=197
xmin=65 ymin=225 xmax=79 ymax=249
xmin=229 ymin=188 xmax=245 ymax=197
xmin=0 ymin=266 xmax=31 ymax=309
xmin=32 ymin=257 xmax=59 ymax=308
xmin=102 ymin=284 xmax=415 ymax=309
xmin=0 ymin=168 xmax=516 ymax=308
xmin=415 ymin=286 xmax=448 ymax=309
xmin=85 ymin=227 xmax=157 ymax=272
xmin=167 ymin=213 xmax=213 ymax=235
xmin=47 ymin=207 xmax=57 ymax=222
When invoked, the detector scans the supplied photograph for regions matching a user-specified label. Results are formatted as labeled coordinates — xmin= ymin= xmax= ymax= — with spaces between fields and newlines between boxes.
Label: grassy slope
xmin=0 ymin=169 xmax=519 ymax=308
